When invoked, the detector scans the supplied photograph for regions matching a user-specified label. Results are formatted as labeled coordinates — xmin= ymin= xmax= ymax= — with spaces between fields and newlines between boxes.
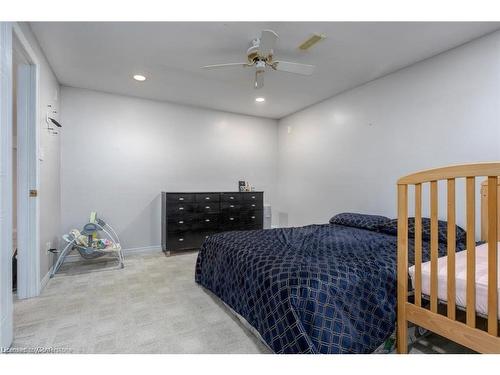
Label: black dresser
xmin=161 ymin=191 xmax=264 ymax=255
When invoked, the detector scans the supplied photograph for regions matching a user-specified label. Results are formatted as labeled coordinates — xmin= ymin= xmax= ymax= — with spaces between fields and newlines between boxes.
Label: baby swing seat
xmin=51 ymin=214 xmax=124 ymax=277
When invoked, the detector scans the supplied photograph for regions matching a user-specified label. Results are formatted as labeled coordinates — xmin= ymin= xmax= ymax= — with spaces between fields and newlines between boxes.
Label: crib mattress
xmin=409 ymin=242 xmax=500 ymax=319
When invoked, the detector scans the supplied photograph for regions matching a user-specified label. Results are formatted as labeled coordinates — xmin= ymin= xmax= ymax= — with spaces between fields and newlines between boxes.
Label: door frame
xmin=13 ymin=23 xmax=41 ymax=300
xmin=0 ymin=21 xmax=14 ymax=350
xmin=0 ymin=22 xmax=40 ymax=349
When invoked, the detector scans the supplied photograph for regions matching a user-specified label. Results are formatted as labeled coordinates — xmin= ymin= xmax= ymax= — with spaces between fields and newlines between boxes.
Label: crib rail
xmin=397 ymin=163 xmax=500 ymax=353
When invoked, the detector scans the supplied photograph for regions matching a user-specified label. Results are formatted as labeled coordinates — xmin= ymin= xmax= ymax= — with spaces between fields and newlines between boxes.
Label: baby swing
xmin=51 ymin=212 xmax=124 ymax=277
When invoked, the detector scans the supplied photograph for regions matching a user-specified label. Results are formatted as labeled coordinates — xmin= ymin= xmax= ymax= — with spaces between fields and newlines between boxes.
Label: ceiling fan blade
xmin=273 ymin=61 xmax=315 ymax=75
xmin=254 ymin=71 xmax=264 ymax=89
xmin=259 ymin=29 xmax=278 ymax=57
xmin=201 ymin=63 xmax=249 ymax=70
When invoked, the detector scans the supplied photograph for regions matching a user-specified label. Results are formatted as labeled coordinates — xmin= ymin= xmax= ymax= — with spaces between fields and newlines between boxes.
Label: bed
xmin=397 ymin=163 xmax=500 ymax=354
xmin=195 ymin=214 xmax=464 ymax=353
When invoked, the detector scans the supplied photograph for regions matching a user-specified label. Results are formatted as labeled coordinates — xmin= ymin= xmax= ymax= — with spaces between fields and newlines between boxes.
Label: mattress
xmin=409 ymin=242 xmax=500 ymax=319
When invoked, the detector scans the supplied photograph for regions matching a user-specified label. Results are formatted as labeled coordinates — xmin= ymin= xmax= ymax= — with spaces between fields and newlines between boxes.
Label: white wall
xmin=60 ymin=87 xmax=278 ymax=250
xmin=16 ymin=23 xmax=61 ymax=280
xmin=277 ymin=31 xmax=500 ymax=229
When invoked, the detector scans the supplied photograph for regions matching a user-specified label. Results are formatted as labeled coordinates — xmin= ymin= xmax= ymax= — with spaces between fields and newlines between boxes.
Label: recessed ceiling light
xmin=255 ymin=97 xmax=265 ymax=103
xmin=133 ymin=74 xmax=146 ymax=82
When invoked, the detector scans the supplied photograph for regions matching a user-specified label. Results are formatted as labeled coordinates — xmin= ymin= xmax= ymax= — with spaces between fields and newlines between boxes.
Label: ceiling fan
xmin=201 ymin=30 xmax=315 ymax=89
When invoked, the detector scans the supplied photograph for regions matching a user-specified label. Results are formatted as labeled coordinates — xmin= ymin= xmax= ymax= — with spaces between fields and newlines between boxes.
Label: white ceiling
xmin=30 ymin=22 xmax=499 ymax=119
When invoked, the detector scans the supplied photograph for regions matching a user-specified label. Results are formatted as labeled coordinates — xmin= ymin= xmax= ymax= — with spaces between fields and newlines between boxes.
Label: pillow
xmin=377 ymin=218 xmax=466 ymax=244
xmin=329 ymin=213 xmax=391 ymax=231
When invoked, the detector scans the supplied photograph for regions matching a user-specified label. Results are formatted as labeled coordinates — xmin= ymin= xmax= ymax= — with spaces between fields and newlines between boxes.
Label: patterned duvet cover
xmin=195 ymin=223 xmax=462 ymax=353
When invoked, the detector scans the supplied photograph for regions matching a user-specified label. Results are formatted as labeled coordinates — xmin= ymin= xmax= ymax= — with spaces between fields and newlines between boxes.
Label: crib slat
xmin=397 ymin=184 xmax=409 ymax=353
xmin=430 ymin=181 xmax=438 ymax=313
xmin=415 ymin=183 xmax=422 ymax=307
xmin=466 ymin=177 xmax=476 ymax=328
xmin=447 ymin=178 xmax=456 ymax=320
xmin=487 ymin=176 xmax=498 ymax=336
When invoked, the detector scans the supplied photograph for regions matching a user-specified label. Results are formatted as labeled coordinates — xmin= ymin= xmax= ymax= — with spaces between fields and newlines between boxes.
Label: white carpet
xmin=12 ymin=251 xmax=473 ymax=354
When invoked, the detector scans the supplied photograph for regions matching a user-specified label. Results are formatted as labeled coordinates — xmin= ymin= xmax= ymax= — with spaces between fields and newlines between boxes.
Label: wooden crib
xmin=397 ymin=163 xmax=500 ymax=353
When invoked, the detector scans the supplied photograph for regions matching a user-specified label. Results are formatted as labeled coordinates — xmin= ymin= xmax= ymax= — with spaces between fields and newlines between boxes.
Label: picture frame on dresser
xmin=161 ymin=191 xmax=264 ymax=256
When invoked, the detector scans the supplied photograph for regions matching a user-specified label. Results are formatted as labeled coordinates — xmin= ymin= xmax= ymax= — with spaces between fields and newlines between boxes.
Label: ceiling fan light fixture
xmin=298 ymin=34 xmax=326 ymax=50
xmin=133 ymin=74 xmax=147 ymax=82
xmin=255 ymin=97 xmax=265 ymax=103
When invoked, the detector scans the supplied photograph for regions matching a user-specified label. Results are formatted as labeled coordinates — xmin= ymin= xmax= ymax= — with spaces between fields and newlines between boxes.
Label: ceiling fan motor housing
xmin=247 ymin=41 xmax=260 ymax=63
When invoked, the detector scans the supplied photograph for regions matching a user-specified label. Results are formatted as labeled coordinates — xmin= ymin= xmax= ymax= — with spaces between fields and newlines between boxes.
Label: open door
xmin=13 ymin=29 xmax=40 ymax=300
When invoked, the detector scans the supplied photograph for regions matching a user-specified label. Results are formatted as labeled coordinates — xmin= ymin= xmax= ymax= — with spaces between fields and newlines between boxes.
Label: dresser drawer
xmin=199 ymin=230 xmax=217 ymax=243
xmin=166 ymin=202 xmax=196 ymax=215
xmin=166 ymin=232 xmax=200 ymax=250
xmin=221 ymin=202 xmax=241 ymax=211
xmin=221 ymin=192 xmax=242 ymax=203
xmin=193 ymin=214 xmax=220 ymax=230
xmin=167 ymin=218 xmax=192 ymax=232
xmin=241 ymin=210 xmax=263 ymax=228
xmin=222 ymin=213 xmax=240 ymax=229
xmin=166 ymin=193 xmax=195 ymax=203
xmin=167 ymin=230 xmax=216 ymax=250
xmin=195 ymin=193 xmax=220 ymax=203
xmin=241 ymin=201 xmax=260 ymax=210
xmin=242 ymin=192 xmax=263 ymax=203
xmin=240 ymin=207 xmax=262 ymax=217
xmin=197 ymin=202 xmax=220 ymax=214
xmin=167 ymin=215 xmax=194 ymax=232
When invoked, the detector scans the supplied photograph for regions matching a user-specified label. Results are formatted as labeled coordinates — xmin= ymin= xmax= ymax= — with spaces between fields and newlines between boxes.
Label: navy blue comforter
xmin=195 ymin=224 xmax=461 ymax=354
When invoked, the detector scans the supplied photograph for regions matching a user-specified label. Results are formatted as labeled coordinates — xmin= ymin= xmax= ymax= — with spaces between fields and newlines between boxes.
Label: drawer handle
xmin=178 ymin=238 xmax=184 ymax=242
xmin=179 ymin=207 xmax=184 ymax=210
xmin=230 ymin=205 xmax=234 ymax=208
xmin=251 ymin=204 xmax=255 ymax=207
xmin=205 ymin=206 xmax=210 ymax=209
xmin=251 ymin=196 xmax=255 ymax=199
xmin=178 ymin=221 xmax=184 ymax=224
xmin=205 ymin=219 xmax=210 ymax=222
xmin=229 ymin=217 xmax=234 ymax=221
xmin=251 ymin=216 xmax=256 ymax=219
xmin=205 ymin=235 xmax=209 ymax=239
xmin=179 ymin=197 xmax=184 ymax=201
xmin=230 ymin=196 xmax=234 ymax=200
xmin=205 ymin=197 xmax=210 ymax=200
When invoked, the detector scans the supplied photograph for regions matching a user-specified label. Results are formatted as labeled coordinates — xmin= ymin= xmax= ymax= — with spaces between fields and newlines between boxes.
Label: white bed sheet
xmin=408 ymin=242 xmax=500 ymax=319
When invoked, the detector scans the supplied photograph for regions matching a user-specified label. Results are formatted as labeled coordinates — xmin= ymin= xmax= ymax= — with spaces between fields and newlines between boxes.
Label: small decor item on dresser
xmin=238 ymin=180 xmax=246 ymax=192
